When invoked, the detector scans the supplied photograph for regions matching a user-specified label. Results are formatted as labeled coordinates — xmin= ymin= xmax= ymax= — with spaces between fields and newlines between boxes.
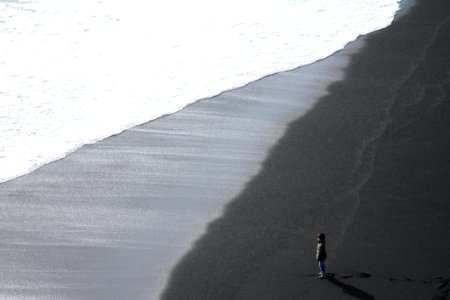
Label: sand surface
xmin=161 ymin=1 xmax=450 ymax=299
xmin=0 ymin=0 xmax=448 ymax=299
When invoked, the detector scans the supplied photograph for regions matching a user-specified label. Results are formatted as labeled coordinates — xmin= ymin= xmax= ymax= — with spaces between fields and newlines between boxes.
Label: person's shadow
xmin=327 ymin=277 xmax=376 ymax=300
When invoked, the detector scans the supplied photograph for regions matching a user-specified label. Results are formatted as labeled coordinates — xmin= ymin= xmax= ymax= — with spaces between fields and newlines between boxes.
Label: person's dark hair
xmin=317 ymin=233 xmax=325 ymax=240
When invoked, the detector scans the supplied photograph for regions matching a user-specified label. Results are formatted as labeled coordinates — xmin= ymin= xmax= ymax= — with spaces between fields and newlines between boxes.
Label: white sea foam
xmin=0 ymin=0 xmax=400 ymax=183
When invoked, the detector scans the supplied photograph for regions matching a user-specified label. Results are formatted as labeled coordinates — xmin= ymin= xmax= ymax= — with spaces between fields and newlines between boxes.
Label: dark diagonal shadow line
xmin=327 ymin=278 xmax=376 ymax=300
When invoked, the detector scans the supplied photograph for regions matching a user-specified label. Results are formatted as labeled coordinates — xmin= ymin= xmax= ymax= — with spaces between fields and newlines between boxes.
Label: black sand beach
xmin=0 ymin=0 xmax=449 ymax=299
xmin=161 ymin=1 xmax=450 ymax=299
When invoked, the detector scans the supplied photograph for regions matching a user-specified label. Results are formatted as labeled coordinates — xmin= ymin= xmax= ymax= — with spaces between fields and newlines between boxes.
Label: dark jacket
xmin=316 ymin=240 xmax=327 ymax=261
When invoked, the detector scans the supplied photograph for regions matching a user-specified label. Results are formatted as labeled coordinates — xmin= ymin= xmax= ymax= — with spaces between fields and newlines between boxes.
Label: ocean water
xmin=0 ymin=0 xmax=400 ymax=183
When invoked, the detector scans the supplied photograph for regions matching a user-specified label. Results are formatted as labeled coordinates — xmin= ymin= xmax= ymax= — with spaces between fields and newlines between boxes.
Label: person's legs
xmin=318 ymin=260 xmax=326 ymax=278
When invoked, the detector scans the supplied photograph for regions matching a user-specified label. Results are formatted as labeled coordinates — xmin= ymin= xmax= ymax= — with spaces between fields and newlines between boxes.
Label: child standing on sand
xmin=316 ymin=233 xmax=327 ymax=279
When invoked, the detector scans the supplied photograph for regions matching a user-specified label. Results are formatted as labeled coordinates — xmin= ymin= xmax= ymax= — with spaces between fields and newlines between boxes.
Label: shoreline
xmin=0 ymin=1 xmax=401 ymax=187
xmin=161 ymin=1 xmax=450 ymax=299
xmin=0 ymin=11 xmax=365 ymax=300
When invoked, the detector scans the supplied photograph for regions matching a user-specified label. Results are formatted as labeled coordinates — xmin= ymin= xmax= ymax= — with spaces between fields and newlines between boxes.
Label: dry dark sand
xmin=161 ymin=1 xmax=450 ymax=299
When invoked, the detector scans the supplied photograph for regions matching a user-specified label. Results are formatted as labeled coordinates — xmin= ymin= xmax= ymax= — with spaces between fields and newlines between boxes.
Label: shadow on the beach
xmin=327 ymin=277 xmax=375 ymax=300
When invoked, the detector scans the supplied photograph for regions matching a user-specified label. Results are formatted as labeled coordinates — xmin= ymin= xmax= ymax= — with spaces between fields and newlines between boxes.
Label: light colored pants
xmin=319 ymin=260 xmax=326 ymax=276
